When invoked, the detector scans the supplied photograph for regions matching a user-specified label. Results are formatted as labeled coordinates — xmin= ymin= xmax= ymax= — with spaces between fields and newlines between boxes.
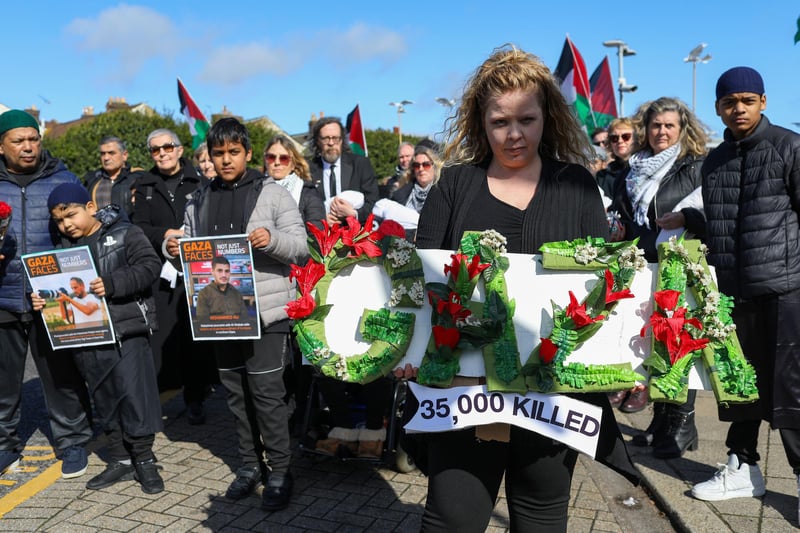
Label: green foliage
xmin=43 ymin=110 xmax=278 ymax=181
xmin=364 ymin=129 xmax=424 ymax=178
xmin=245 ymin=121 xmax=280 ymax=171
xmin=43 ymin=110 xmax=190 ymax=180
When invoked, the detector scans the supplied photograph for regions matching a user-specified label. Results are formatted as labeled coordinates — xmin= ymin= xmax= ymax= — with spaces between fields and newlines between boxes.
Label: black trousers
xmin=151 ymin=278 xmax=218 ymax=402
xmin=0 ymin=317 xmax=92 ymax=455
xmin=73 ymin=336 xmax=162 ymax=462
xmin=215 ymin=332 xmax=291 ymax=474
xmin=422 ymin=426 xmax=578 ymax=532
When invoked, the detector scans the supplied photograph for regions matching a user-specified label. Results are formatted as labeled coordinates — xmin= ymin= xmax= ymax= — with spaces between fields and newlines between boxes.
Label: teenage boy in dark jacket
xmin=34 ymin=183 xmax=164 ymax=494
xmin=165 ymin=118 xmax=307 ymax=511
xmin=693 ymin=67 xmax=800 ymax=520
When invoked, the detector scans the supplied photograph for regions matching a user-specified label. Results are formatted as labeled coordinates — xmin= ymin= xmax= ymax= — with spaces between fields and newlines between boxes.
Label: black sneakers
xmin=262 ymin=471 xmax=293 ymax=511
xmin=86 ymin=461 xmax=135 ymax=490
xmin=225 ymin=466 xmax=260 ymax=500
xmin=134 ymin=458 xmax=164 ymax=494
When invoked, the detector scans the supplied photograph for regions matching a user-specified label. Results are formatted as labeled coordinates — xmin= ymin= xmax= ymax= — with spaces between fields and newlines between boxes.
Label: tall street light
xmin=389 ymin=100 xmax=414 ymax=144
xmin=602 ymin=40 xmax=638 ymax=116
xmin=684 ymin=43 xmax=712 ymax=112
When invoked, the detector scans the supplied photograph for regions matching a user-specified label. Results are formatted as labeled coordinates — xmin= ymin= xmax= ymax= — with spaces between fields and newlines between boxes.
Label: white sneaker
xmin=691 ymin=454 xmax=766 ymax=501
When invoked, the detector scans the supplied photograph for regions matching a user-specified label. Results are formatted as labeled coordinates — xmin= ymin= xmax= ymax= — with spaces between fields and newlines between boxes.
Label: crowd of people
xmin=0 ymin=44 xmax=799 ymax=529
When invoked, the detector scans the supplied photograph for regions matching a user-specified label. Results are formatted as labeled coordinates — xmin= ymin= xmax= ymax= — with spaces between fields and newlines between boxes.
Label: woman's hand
xmin=655 ymin=211 xmax=685 ymax=230
xmin=393 ymin=363 xmax=418 ymax=380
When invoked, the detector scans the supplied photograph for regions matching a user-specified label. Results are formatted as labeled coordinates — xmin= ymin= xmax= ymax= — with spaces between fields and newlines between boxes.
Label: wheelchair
xmin=297 ymin=370 xmax=416 ymax=473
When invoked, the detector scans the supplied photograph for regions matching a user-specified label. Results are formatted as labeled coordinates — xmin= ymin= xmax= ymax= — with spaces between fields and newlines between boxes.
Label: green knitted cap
xmin=0 ymin=110 xmax=40 ymax=136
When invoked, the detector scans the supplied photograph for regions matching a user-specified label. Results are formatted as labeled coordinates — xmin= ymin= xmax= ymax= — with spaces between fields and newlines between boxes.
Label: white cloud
xmin=198 ymin=43 xmax=299 ymax=85
xmin=197 ymin=22 xmax=407 ymax=85
xmin=332 ymin=23 xmax=407 ymax=63
xmin=65 ymin=4 xmax=190 ymax=81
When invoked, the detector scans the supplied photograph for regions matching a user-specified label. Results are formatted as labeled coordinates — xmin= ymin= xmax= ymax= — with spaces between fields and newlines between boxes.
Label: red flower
xmin=432 ymin=325 xmax=460 ymax=350
xmin=370 ymin=219 xmax=406 ymax=240
xmin=603 ymin=269 xmax=634 ymax=305
xmin=642 ymin=289 xmax=709 ymax=364
xmin=289 ymin=259 xmax=326 ymax=295
xmin=435 ymin=291 xmax=472 ymax=322
xmin=285 ymin=293 xmax=316 ymax=319
xmin=307 ymin=219 xmax=342 ymax=257
xmin=0 ymin=201 xmax=11 ymax=220
xmin=341 ymin=214 xmax=381 ymax=258
xmin=443 ymin=253 xmax=490 ymax=282
xmin=539 ymin=338 xmax=558 ymax=364
xmin=566 ymin=291 xmax=603 ymax=328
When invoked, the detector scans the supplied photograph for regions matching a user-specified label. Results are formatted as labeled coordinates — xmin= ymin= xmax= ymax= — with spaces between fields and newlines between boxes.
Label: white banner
xmin=404 ymin=382 xmax=603 ymax=458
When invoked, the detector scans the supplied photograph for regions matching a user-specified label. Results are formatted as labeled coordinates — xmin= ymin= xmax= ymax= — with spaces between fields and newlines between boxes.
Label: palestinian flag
xmin=589 ymin=57 xmax=618 ymax=129
xmin=346 ymin=104 xmax=368 ymax=156
xmin=553 ymin=37 xmax=593 ymax=134
xmin=177 ymin=78 xmax=210 ymax=150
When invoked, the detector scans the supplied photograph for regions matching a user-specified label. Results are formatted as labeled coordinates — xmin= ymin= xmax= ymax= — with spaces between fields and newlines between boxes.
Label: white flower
xmin=574 ymin=243 xmax=599 ymax=265
xmin=667 ymin=236 xmax=690 ymax=260
xmin=408 ymin=280 xmax=425 ymax=305
xmin=388 ymin=285 xmax=406 ymax=307
xmin=618 ymin=245 xmax=647 ymax=271
xmin=699 ymin=243 xmax=709 ymax=255
xmin=334 ymin=353 xmax=349 ymax=380
xmin=479 ymin=230 xmax=507 ymax=254
xmin=386 ymin=240 xmax=414 ymax=268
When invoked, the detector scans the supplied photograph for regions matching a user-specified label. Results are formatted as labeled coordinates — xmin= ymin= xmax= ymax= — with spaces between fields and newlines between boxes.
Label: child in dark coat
xmin=32 ymin=183 xmax=164 ymax=494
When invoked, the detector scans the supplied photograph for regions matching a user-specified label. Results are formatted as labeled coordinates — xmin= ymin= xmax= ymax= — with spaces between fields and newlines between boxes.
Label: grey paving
xmin=1 ymin=388 xmax=795 ymax=531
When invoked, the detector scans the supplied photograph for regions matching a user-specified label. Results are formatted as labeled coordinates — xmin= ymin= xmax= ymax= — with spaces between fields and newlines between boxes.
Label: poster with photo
xmin=22 ymin=246 xmax=115 ymax=350
xmin=179 ymin=234 xmax=260 ymax=340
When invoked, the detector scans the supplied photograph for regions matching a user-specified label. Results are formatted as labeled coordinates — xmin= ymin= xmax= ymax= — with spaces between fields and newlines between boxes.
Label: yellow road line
xmin=0 ymin=480 xmax=16 ymax=487
xmin=0 ymin=388 xmax=183 ymax=518
xmin=0 ymin=462 xmax=62 ymax=518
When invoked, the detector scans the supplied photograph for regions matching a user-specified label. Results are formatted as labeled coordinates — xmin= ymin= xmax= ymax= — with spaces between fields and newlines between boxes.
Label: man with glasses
xmin=307 ymin=116 xmax=379 ymax=225
xmin=132 ymin=129 xmax=215 ymax=425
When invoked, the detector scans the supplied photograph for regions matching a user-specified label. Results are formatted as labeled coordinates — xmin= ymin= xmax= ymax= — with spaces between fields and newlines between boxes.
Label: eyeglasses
xmin=592 ymin=140 xmax=608 ymax=147
xmin=265 ymin=153 xmax=291 ymax=165
xmin=412 ymin=161 xmax=433 ymax=170
xmin=149 ymin=143 xmax=179 ymax=155
xmin=319 ymin=136 xmax=342 ymax=144
xmin=609 ymin=133 xmax=633 ymax=143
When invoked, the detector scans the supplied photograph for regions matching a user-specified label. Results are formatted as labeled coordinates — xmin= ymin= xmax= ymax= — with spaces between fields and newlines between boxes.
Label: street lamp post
xmin=684 ymin=43 xmax=712 ymax=112
xmin=389 ymin=100 xmax=414 ymax=144
xmin=602 ymin=40 xmax=638 ymax=116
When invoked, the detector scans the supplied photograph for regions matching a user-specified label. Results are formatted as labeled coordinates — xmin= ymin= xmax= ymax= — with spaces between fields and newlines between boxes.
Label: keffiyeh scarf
xmin=626 ymin=143 xmax=680 ymax=228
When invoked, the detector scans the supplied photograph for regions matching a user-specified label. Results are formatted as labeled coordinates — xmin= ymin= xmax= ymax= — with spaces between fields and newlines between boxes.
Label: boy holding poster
xmin=32 ymin=183 xmax=165 ymax=494
xmin=165 ymin=118 xmax=308 ymax=510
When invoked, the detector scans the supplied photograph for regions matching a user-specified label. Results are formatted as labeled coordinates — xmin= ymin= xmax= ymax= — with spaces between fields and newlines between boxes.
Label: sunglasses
xmin=265 ymin=153 xmax=291 ymax=165
xmin=609 ymin=133 xmax=633 ymax=143
xmin=412 ymin=161 xmax=433 ymax=170
xmin=149 ymin=143 xmax=179 ymax=155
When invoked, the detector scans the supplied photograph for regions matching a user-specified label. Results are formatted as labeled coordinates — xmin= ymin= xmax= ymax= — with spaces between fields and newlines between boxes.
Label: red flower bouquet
xmin=0 ymin=201 xmax=11 ymax=248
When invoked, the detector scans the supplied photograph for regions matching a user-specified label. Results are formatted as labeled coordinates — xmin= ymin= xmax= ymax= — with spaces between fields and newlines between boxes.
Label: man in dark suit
xmin=307 ymin=117 xmax=378 ymax=225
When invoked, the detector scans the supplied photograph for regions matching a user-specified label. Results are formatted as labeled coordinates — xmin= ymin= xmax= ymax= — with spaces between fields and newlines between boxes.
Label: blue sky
xmin=5 ymin=1 xmax=800 ymax=143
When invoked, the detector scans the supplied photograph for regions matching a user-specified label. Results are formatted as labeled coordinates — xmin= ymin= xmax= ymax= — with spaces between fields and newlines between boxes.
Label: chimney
xmin=82 ymin=106 xmax=94 ymax=117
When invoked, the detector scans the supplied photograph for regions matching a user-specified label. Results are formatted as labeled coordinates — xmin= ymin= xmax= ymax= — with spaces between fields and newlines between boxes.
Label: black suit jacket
xmin=308 ymin=152 xmax=379 ymax=223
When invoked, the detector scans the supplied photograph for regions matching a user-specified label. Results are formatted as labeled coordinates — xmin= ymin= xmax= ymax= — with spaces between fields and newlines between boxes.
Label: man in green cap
xmin=0 ymin=109 xmax=93 ymax=479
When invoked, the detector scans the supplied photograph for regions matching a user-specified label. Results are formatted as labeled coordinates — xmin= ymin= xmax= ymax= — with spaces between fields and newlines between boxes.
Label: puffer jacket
xmin=89 ymin=206 xmax=161 ymax=338
xmin=702 ymin=115 xmax=800 ymax=300
xmin=182 ymin=170 xmax=309 ymax=327
xmin=0 ymin=151 xmax=81 ymax=313
xmin=610 ymin=154 xmax=706 ymax=261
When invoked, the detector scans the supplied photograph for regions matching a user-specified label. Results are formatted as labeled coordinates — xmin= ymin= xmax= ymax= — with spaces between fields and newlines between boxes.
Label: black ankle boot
xmin=631 ymin=402 xmax=667 ymax=447
xmin=652 ymin=408 xmax=698 ymax=459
